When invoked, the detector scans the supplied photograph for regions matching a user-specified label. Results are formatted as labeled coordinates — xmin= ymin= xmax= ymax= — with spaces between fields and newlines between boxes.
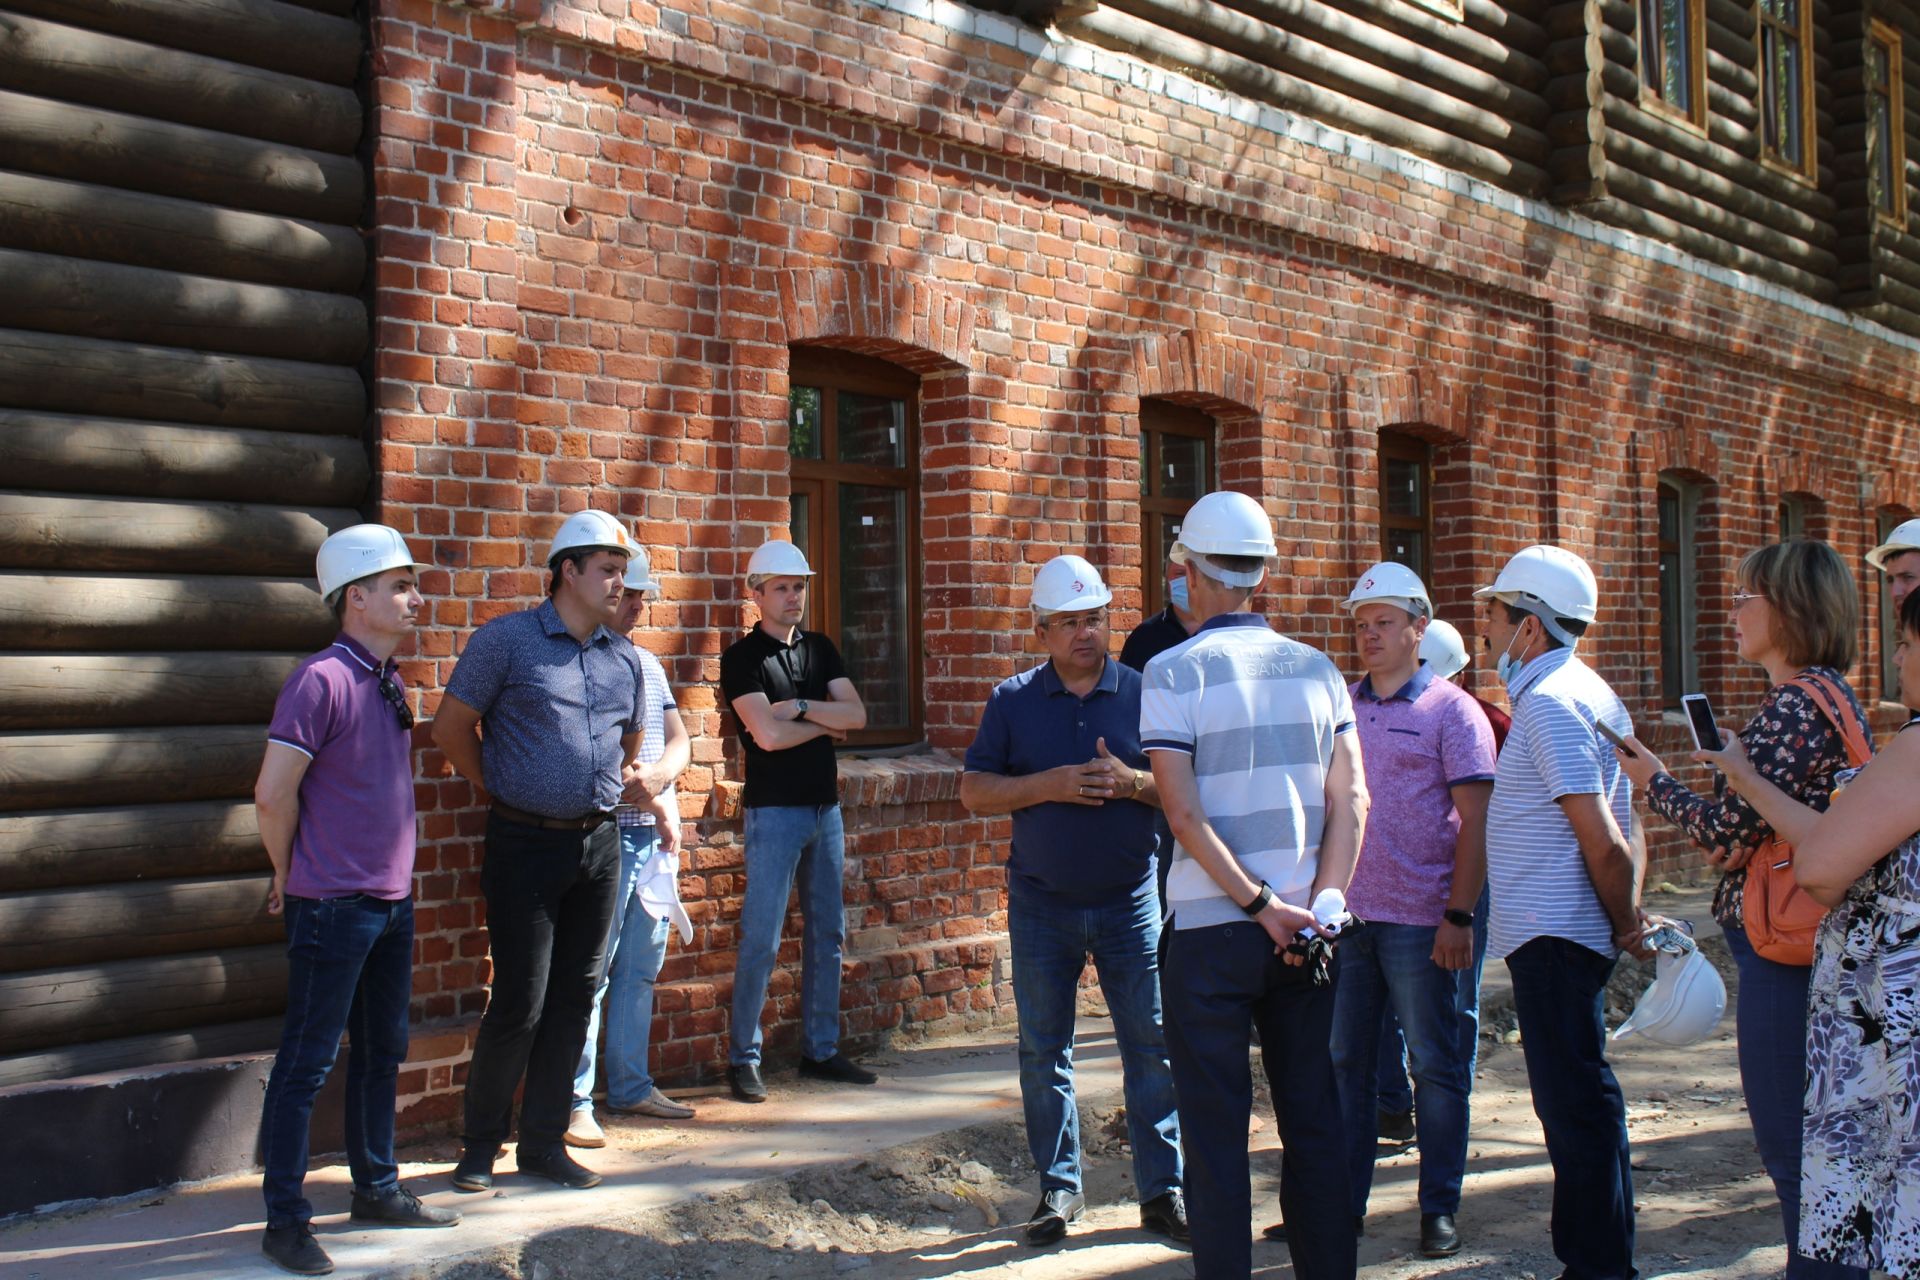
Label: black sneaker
xmin=1139 ymin=1188 xmax=1190 ymax=1243
xmin=728 ymin=1063 xmax=768 ymax=1103
xmin=449 ymin=1147 xmax=495 ymax=1193
xmin=517 ymin=1147 xmax=602 ymax=1189
xmin=1377 ymin=1106 xmax=1416 ymax=1143
xmin=798 ymin=1053 xmax=878 ymax=1085
xmin=262 ymin=1223 xmax=333 ymax=1275
xmin=350 ymin=1184 xmax=462 ymax=1228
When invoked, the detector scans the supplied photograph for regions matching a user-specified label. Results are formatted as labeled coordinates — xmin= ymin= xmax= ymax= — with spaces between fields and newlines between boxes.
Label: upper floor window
xmin=787 ymin=348 xmax=921 ymax=745
xmin=1658 ymin=476 xmax=1701 ymax=706
xmin=1759 ymin=0 xmax=1817 ymax=177
xmin=1379 ymin=431 xmax=1433 ymax=583
xmin=1778 ymin=494 xmax=1810 ymax=539
xmin=1139 ymin=400 xmax=1216 ymax=615
xmin=1640 ymin=0 xmax=1706 ymax=127
xmin=1869 ymin=21 xmax=1908 ymax=225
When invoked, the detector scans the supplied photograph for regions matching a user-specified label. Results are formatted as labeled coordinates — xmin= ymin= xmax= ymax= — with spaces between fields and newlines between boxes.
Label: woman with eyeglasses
xmin=1689 ymin=583 xmax=1920 ymax=1278
xmin=1618 ymin=540 xmax=1870 ymax=1280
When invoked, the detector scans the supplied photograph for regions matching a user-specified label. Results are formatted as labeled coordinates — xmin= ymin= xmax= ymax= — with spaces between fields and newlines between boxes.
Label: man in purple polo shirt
xmin=1327 ymin=563 xmax=1495 ymax=1260
xmin=254 ymin=524 xmax=459 ymax=1276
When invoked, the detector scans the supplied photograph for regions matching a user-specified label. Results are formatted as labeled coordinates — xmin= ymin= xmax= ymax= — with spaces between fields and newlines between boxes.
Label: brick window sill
xmin=709 ymin=750 xmax=965 ymax=819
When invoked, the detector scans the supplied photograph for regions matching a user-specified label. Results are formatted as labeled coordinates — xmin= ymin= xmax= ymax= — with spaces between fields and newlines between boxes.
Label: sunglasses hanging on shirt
xmin=378 ymin=671 xmax=414 ymax=730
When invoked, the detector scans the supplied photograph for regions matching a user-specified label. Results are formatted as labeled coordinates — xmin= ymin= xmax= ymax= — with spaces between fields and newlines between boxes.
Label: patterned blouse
xmin=1644 ymin=667 xmax=1868 ymax=928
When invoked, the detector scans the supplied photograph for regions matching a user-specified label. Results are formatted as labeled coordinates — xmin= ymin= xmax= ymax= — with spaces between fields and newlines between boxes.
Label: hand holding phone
xmin=1595 ymin=719 xmax=1631 ymax=752
xmin=1681 ymin=693 xmax=1720 ymax=753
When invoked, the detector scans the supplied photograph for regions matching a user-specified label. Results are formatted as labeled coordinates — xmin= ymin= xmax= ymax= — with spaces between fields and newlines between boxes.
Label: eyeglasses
xmin=1730 ymin=592 xmax=1765 ymax=608
xmin=378 ymin=671 xmax=414 ymax=730
xmin=1043 ymin=612 xmax=1109 ymax=634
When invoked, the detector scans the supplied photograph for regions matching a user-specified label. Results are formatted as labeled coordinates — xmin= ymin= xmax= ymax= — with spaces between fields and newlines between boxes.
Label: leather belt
xmin=491 ymin=801 xmax=615 ymax=831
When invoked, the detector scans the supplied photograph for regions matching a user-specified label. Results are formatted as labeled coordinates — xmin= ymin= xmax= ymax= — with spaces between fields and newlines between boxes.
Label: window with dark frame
xmin=1758 ymin=0 xmax=1816 ymax=177
xmin=1869 ymin=21 xmax=1908 ymax=224
xmin=1639 ymin=0 xmax=1706 ymax=126
xmin=1778 ymin=495 xmax=1809 ymax=539
xmin=1139 ymin=401 xmax=1216 ymax=616
xmin=1378 ymin=432 xmax=1434 ymax=583
xmin=1657 ymin=478 xmax=1697 ymax=708
xmin=786 ymin=348 xmax=921 ymax=746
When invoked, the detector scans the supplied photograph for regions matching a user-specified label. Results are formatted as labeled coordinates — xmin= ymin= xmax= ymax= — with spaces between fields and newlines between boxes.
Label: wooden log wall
xmin=0 ymin=0 xmax=366 ymax=1087
xmin=1830 ymin=0 xmax=1920 ymax=333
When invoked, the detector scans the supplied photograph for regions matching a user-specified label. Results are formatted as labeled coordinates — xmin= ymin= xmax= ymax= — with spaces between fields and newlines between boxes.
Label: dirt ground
xmin=400 ymin=933 xmax=1790 ymax=1280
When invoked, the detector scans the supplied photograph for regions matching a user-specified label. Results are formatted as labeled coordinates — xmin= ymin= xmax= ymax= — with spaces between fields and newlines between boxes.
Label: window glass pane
xmin=1384 ymin=457 xmax=1425 ymax=518
xmin=1139 ymin=432 xmax=1152 ymax=496
xmin=837 ymin=484 xmax=910 ymax=730
xmin=791 ymin=491 xmax=811 ymax=567
xmin=789 ymin=385 xmax=823 ymax=460
xmin=1872 ymin=91 xmax=1897 ymax=212
xmin=1658 ymin=488 xmax=1678 ymax=544
xmin=1660 ymin=548 xmax=1683 ymax=704
xmin=1161 ymin=518 xmax=1184 ymax=566
xmin=1659 ymin=0 xmax=1691 ymax=111
xmin=836 ymin=392 xmax=906 ymax=467
xmin=1384 ymin=530 xmax=1425 ymax=575
xmin=1161 ymin=435 xmax=1209 ymax=501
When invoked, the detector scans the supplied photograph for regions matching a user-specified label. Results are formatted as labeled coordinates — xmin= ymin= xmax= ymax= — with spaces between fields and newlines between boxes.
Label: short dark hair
xmin=328 ymin=571 xmax=380 ymax=622
xmin=549 ymin=549 xmax=594 ymax=596
xmin=1902 ymin=579 xmax=1920 ymax=637
xmin=1503 ymin=602 xmax=1588 ymax=649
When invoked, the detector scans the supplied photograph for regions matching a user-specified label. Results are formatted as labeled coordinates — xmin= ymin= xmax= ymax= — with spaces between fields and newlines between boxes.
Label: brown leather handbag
xmin=1743 ymin=672 xmax=1874 ymax=966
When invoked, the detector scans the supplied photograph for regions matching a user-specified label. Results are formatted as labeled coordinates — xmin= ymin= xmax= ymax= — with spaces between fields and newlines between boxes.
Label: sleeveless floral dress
xmin=1800 ymin=758 xmax=1920 ymax=1275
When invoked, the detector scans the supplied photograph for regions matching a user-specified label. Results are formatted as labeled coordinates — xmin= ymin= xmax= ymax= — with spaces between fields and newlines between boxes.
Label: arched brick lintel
xmin=774 ymin=266 xmax=973 ymax=375
xmin=1642 ymin=424 xmax=1722 ymax=485
xmin=1130 ymin=328 xmax=1268 ymax=420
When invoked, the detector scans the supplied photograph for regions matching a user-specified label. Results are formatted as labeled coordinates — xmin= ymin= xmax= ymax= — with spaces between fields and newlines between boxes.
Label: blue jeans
xmin=1506 ymin=935 xmax=1636 ymax=1280
xmin=1164 ymin=920 xmax=1353 ymax=1280
xmin=260 ymin=894 xmax=413 ymax=1230
xmin=730 ymin=804 xmax=846 ymax=1066
xmin=1723 ymin=929 xmax=1868 ymax=1280
xmin=574 ymin=827 xmax=674 ymax=1111
xmin=1376 ymin=885 xmax=1490 ymax=1114
xmin=1331 ymin=921 xmax=1471 ymax=1216
xmin=1007 ymin=882 xmax=1182 ymax=1201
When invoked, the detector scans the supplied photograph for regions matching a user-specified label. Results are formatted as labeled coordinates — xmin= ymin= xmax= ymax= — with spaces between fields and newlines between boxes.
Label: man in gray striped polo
xmin=1479 ymin=545 xmax=1650 ymax=1280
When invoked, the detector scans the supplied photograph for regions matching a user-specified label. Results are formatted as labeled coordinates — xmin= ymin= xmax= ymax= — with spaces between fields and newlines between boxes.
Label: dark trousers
xmin=462 ymin=815 xmax=619 ymax=1157
xmin=1506 ymin=935 xmax=1637 ymax=1280
xmin=1164 ymin=920 xmax=1353 ymax=1280
xmin=260 ymin=894 xmax=414 ymax=1230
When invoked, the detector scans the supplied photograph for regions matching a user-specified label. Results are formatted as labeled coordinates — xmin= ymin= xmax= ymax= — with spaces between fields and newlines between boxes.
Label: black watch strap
xmin=1443 ymin=907 xmax=1475 ymax=928
xmin=1242 ymin=882 xmax=1275 ymax=917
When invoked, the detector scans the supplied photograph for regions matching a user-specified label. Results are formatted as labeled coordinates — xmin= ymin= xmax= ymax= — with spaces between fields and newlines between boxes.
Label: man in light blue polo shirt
xmin=1479 ymin=545 xmax=1650 ymax=1280
xmin=1142 ymin=492 xmax=1368 ymax=1280
xmin=961 ymin=554 xmax=1185 ymax=1249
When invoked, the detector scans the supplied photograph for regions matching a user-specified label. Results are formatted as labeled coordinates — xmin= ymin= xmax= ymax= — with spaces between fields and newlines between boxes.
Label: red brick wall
xmin=366 ymin=0 xmax=1920 ymax=1111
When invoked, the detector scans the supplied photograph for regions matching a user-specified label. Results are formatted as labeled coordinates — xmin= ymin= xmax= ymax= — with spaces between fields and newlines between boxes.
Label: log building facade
xmin=0 ymin=0 xmax=1914 ymax=1211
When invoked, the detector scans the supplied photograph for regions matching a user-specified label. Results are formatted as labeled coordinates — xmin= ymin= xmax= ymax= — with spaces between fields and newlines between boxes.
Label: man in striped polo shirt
xmin=1142 ymin=491 xmax=1369 ymax=1280
xmin=1479 ymin=545 xmax=1649 ymax=1280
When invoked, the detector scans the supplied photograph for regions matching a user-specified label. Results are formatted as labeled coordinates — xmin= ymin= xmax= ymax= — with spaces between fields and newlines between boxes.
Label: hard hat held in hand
xmin=1344 ymin=561 xmax=1432 ymax=618
xmin=1612 ymin=929 xmax=1726 ymax=1047
xmin=316 ymin=524 xmax=429 ymax=601
xmin=1420 ymin=618 xmax=1470 ymax=679
xmin=746 ymin=539 xmax=813 ymax=580
xmin=1473 ymin=545 xmax=1599 ymax=624
xmin=546 ymin=509 xmax=636 ymax=565
xmin=1031 ymin=554 xmax=1112 ymax=613
xmin=1868 ymin=516 xmax=1920 ymax=571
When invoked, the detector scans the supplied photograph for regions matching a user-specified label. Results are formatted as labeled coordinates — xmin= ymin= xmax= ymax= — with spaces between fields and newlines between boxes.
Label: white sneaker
xmin=564 ymin=1109 xmax=605 ymax=1148
xmin=609 ymin=1087 xmax=696 ymax=1120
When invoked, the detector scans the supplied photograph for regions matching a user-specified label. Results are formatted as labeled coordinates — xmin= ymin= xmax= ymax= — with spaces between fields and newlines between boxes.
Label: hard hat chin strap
xmin=1506 ymin=593 xmax=1581 ymax=648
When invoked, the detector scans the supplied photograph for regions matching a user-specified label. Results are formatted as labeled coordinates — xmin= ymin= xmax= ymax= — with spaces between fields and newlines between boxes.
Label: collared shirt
xmin=1140 ymin=613 xmax=1356 ymax=930
xmin=443 ymin=598 xmax=643 ymax=819
xmin=719 ymin=626 xmax=849 ymax=808
xmin=1346 ymin=662 xmax=1497 ymax=926
xmin=266 ymin=635 xmax=416 ymax=900
xmin=616 ymin=644 xmax=677 ymax=829
xmin=1486 ymin=647 xmax=1633 ymax=961
xmin=963 ymin=657 xmax=1157 ymax=905
xmin=1119 ymin=607 xmax=1193 ymax=673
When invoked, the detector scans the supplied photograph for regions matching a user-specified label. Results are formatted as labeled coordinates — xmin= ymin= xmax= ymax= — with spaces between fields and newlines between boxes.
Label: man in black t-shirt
xmin=1118 ymin=554 xmax=1198 ymax=673
xmin=718 ymin=539 xmax=877 ymax=1102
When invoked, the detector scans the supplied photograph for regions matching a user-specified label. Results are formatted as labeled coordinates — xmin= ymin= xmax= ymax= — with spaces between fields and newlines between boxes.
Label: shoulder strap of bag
xmin=1791 ymin=672 xmax=1873 ymax=768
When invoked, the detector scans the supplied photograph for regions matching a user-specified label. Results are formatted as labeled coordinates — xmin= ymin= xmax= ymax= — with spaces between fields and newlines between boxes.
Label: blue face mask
xmin=1495 ymin=623 xmax=1526 ymax=688
xmin=1168 ymin=576 xmax=1190 ymax=613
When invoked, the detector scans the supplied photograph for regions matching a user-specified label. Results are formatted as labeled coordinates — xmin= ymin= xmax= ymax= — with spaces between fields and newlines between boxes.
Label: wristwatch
xmin=794 ymin=698 xmax=810 ymax=721
xmin=1130 ymin=768 xmax=1146 ymax=794
xmin=1443 ymin=907 xmax=1475 ymax=928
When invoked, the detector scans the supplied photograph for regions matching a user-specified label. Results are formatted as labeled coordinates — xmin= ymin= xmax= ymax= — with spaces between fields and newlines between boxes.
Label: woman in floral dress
xmin=1700 ymin=585 xmax=1920 ymax=1278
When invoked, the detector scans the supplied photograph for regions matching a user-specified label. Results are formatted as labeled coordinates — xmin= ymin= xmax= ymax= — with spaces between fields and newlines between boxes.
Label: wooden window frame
xmin=1639 ymin=0 xmax=1709 ymax=131
xmin=786 ymin=348 xmax=923 ymax=748
xmin=1378 ymin=431 xmax=1434 ymax=584
xmin=1140 ymin=401 xmax=1217 ymax=616
xmin=1757 ymin=0 xmax=1819 ymax=181
xmin=1657 ymin=477 xmax=1700 ymax=708
xmin=1869 ymin=19 xmax=1909 ymax=227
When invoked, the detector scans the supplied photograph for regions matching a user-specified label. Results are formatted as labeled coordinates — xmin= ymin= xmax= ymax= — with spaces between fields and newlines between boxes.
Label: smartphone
xmin=1595 ymin=719 xmax=1630 ymax=751
xmin=1681 ymin=693 xmax=1720 ymax=752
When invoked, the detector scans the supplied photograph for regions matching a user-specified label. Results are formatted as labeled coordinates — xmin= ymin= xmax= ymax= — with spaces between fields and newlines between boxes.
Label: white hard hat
xmin=316 ymin=524 xmax=429 ymax=601
xmin=1473 ymin=545 xmax=1599 ymax=643
xmin=1420 ymin=618 xmax=1470 ymax=679
xmin=1031 ymin=554 xmax=1113 ymax=613
xmin=1868 ymin=517 xmax=1920 ymax=571
xmin=746 ymin=539 xmax=813 ymax=580
xmin=1344 ymin=561 xmax=1432 ymax=618
xmin=1171 ymin=490 xmax=1277 ymax=588
xmin=623 ymin=557 xmax=661 ymax=595
xmin=546 ymin=509 xmax=635 ymax=564
xmin=1612 ymin=934 xmax=1726 ymax=1047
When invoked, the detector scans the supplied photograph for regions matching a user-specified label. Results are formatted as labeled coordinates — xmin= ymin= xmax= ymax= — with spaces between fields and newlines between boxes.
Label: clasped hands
xmin=1042 ymin=737 xmax=1139 ymax=806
